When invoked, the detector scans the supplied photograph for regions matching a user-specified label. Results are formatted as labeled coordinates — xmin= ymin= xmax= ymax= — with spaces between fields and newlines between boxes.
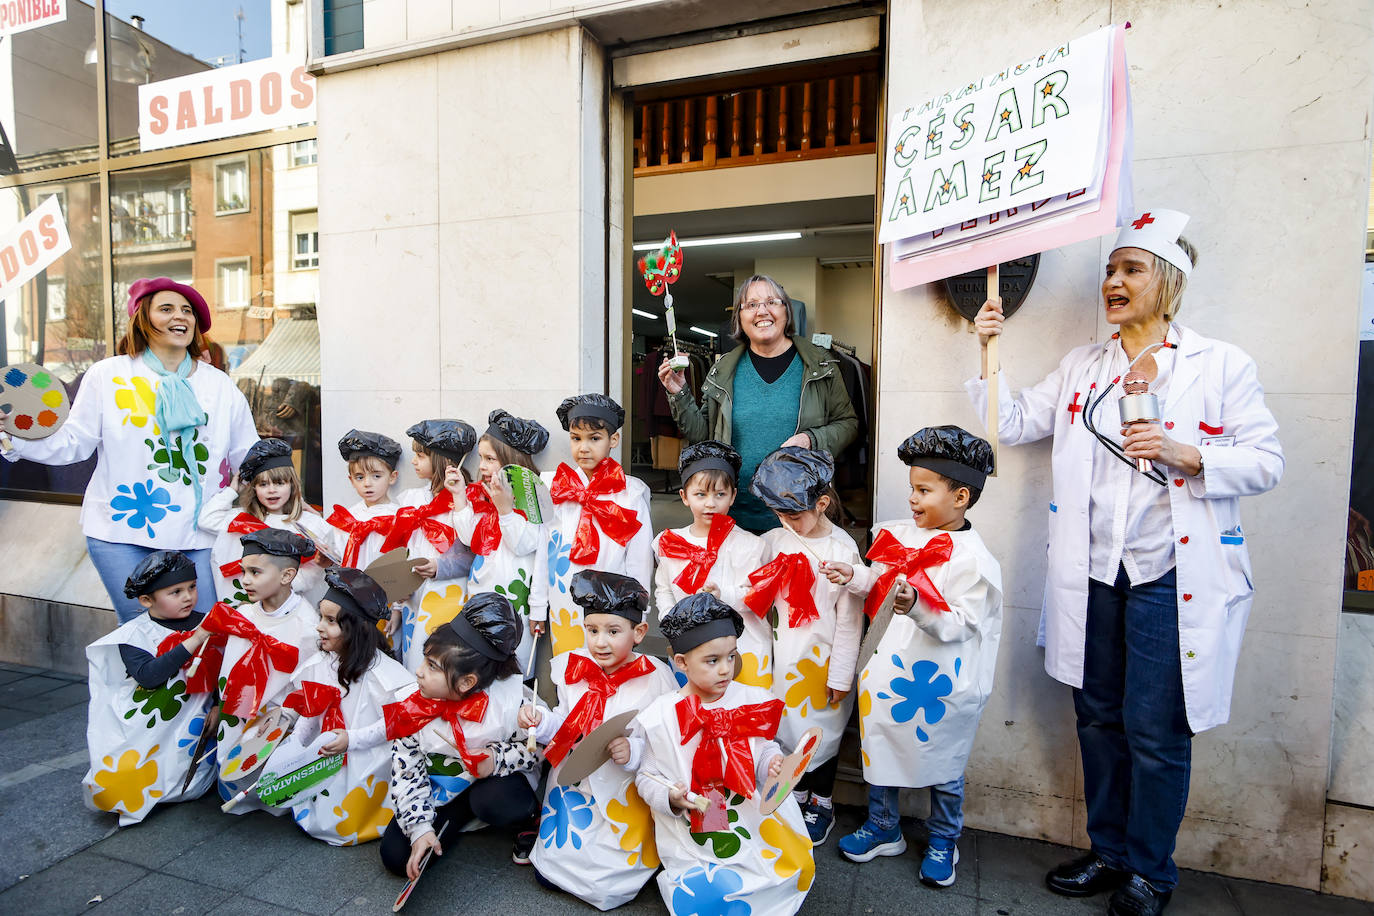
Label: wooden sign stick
xmin=778 ymin=518 xmax=825 ymax=567
xmin=524 ymin=636 xmax=539 ymax=754
xmin=639 ymin=770 xmax=710 ymax=812
xmin=986 ymin=264 xmax=1001 ymax=476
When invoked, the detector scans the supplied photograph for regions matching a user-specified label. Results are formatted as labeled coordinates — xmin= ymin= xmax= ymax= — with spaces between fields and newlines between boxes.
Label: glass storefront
xmin=0 ymin=0 xmax=321 ymax=505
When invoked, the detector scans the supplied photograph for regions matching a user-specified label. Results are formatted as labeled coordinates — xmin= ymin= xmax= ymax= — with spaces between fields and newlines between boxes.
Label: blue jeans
xmin=86 ymin=537 xmax=216 ymax=624
xmin=1074 ymin=566 xmax=1192 ymax=891
xmin=868 ymin=776 xmax=964 ymax=842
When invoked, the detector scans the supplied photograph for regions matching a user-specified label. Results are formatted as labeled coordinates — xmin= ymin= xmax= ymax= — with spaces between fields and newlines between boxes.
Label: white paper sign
xmin=138 ymin=56 xmax=317 ymax=152
xmin=879 ymin=26 xmax=1114 ymax=244
xmin=0 ymin=196 xmax=71 ymax=304
xmin=0 ymin=0 xmax=65 ymax=39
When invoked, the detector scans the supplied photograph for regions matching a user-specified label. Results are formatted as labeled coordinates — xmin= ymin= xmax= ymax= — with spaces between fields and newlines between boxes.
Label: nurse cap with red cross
xmin=1112 ymin=209 xmax=1193 ymax=278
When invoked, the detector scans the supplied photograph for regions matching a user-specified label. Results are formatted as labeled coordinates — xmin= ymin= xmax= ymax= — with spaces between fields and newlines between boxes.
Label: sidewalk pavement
xmin=2 ymin=661 xmax=1371 ymax=916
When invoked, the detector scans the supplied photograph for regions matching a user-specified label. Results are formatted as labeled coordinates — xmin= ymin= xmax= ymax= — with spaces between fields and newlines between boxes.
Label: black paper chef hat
xmin=897 ymin=425 xmax=995 ymax=491
xmin=447 ymin=592 xmax=520 ymax=661
xmin=556 ymin=393 xmax=625 ymax=432
xmin=484 ymin=409 xmax=549 ymax=456
xmin=406 ymin=419 xmax=477 ymax=461
xmin=679 ymin=439 xmax=742 ymax=485
xmin=240 ymin=528 xmax=315 ymax=561
xmin=660 ymin=593 xmax=744 ymax=654
xmin=337 ymin=429 xmax=403 ymax=469
xmin=322 ymin=567 xmax=389 ymax=623
xmin=238 ymin=438 xmax=294 ymax=483
xmin=124 ymin=550 xmax=197 ymax=599
xmin=570 ymin=569 xmax=649 ymax=623
xmin=749 ymin=446 xmax=835 ymax=513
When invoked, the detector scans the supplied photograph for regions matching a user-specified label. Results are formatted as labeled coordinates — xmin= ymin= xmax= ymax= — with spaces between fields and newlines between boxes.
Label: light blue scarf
xmin=142 ymin=350 xmax=209 ymax=519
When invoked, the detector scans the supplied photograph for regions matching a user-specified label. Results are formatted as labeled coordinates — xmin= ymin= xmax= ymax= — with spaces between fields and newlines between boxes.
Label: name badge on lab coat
xmin=1200 ymin=435 xmax=1235 ymax=447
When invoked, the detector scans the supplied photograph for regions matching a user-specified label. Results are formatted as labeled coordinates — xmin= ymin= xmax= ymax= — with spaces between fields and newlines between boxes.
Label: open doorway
xmin=622 ymin=56 xmax=881 ymax=544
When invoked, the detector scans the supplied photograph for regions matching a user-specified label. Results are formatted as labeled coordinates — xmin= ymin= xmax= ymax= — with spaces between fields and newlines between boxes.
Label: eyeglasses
xmin=739 ymin=297 xmax=784 ymax=313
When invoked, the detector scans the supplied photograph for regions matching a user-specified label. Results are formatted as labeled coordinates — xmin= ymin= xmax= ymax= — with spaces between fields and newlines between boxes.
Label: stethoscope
xmin=1080 ymin=338 xmax=1178 ymax=487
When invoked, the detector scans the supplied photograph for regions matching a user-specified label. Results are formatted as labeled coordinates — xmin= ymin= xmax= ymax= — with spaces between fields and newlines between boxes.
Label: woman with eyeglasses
xmin=657 ymin=274 xmax=858 ymax=533
xmin=968 ymin=211 xmax=1282 ymax=916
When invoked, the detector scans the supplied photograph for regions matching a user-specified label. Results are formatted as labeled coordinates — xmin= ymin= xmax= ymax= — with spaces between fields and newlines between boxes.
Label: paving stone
xmin=0 ymin=767 xmax=117 ymax=890
xmin=18 ymin=683 xmax=90 ymax=715
xmin=0 ymin=852 xmax=146 ymax=916
xmin=161 ymin=811 xmax=309 ymax=891
xmin=0 ymin=706 xmax=46 ymax=728
xmin=93 ymin=795 xmax=232 ymax=870
xmin=206 ymin=895 xmax=313 ymax=915
xmin=249 ymin=837 xmax=379 ymax=915
xmin=0 ymin=675 xmax=73 ymax=702
xmin=1228 ymin=877 xmax=1374 ymax=915
xmin=0 ymin=704 xmax=90 ymax=763
xmin=94 ymin=872 xmax=230 ymax=914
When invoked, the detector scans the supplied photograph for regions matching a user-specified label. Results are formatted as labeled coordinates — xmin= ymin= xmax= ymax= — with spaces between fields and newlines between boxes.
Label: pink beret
xmin=126 ymin=277 xmax=212 ymax=332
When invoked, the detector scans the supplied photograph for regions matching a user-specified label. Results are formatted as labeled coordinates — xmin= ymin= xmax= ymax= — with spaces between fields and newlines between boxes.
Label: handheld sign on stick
xmin=392 ymin=822 xmax=450 ymax=912
xmin=638 ymin=232 xmax=689 ymax=370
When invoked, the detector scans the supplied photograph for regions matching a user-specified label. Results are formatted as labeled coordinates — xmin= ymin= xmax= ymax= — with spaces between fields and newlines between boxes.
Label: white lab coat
xmin=966 ymin=324 xmax=1283 ymax=733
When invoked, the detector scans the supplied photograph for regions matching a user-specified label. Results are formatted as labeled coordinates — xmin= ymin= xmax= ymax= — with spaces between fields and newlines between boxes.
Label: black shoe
xmin=1107 ymin=875 xmax=1172 ymax=915
xmin=511 ymin=830 xmax=536 ymax=866
xmin=1045 ymin=852 xmax=1130 ymax=897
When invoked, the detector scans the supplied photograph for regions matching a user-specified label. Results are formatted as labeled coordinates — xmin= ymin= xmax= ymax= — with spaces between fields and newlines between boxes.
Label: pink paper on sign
xmin=889 ymin=29 xmax=1132 ymax=291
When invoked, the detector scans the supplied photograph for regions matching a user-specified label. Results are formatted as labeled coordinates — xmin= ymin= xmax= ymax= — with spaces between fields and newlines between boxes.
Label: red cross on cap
xmin=1131 ymin=212 xmax=1155 ymax=230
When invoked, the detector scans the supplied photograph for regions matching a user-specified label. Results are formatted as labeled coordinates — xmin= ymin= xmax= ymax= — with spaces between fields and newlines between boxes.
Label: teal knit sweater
xmin=730 ymin=353 xmax=803 ymax=532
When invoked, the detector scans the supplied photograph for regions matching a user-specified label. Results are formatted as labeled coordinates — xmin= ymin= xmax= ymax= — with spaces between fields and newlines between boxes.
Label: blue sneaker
xmin=837 ymin=820 xmax=907 ymax=863
xmin=802 ymin=798 xmax=834 ymax=845
xmin=919 ymin=836 xmax=960 ymax=887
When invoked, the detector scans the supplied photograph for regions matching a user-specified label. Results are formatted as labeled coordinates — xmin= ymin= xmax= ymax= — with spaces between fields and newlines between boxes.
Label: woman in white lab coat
xmin=967 ymin=209 xmax=1282 ymax=916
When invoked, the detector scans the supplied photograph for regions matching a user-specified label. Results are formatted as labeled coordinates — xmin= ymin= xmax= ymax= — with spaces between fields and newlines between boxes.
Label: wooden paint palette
xmin=758 ymin=726 xmax=823 ymax=815
xmin=220 ymin=710 xmax=289 ymax=781
xmin=0 ymin=362 xmax=69 ymax=440
xmin=365 ymin=548 xmax=425 ymax=604
xmin=555 ymin=708 xmax=639 ymax=787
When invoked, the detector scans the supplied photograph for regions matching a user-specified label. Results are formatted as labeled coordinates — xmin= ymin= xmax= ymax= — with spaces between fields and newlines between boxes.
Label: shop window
xmin=291 ymin=211 xmax=319 ymax=269
xmin=323 ymin=0 xmax=365 ymax=56
xmin=0 ymin=180 xmax=105 ymax=499
xmin=217 ymin=258 xmax=252 ymax=309
xmin=291 ymin=139 xmax=318 ymax=167
xmin=215 ymin=159 xmax=250 ymax=215
xmin=0 ymin=8 xmax=99 ymax=172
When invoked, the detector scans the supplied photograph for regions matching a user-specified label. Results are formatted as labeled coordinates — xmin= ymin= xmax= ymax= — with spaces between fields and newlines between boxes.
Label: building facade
xmin=2 ymin=0 xmax=1372 ymax=899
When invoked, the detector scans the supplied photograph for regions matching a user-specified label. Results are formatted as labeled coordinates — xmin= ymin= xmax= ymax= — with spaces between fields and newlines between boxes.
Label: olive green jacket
xmin=667 ymin=337 xmax=859 ymax=458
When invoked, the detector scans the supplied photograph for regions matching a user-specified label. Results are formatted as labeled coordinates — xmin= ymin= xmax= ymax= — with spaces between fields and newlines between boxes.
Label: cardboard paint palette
xmin=758 ymin=726 xmax=823 ymax=815
xmin=392 ymin=822 xmax=450 ymax=911
xmin=555 ymin=708 xmax=639 ymax=787
xmin=855 ymin=574 xmax=906 ymax=680
xmin=220 ymin=710 xmax=290 ymax=781
xmin=365 ymin=548 xmax=425 ymax=604
xmin=0 ymin=362 xmax=69 ymax=439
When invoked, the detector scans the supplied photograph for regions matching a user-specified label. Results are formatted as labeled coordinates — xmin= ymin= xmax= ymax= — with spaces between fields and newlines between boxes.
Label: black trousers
xmin=380 ymin=773 xmax=538 ymax=876
xmin=796 ymin=753 xmax=840 ymax=797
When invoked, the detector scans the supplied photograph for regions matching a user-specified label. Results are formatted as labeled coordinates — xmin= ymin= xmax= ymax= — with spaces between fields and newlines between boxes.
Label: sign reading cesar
xmin=139 ymin=57 xmax=317 ymax=152
xmin=879 ymin=26 xmax=1113 ymax=244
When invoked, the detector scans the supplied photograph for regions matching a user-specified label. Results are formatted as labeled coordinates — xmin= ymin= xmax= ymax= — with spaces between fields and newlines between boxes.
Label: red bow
xmin=544 ymin=654 xmax=655 ymax=767
xmin=465 ymin=483 xmax=503 ymax=556
xmin=384 ymin=690 xmax=490 ymax=773
xmin=201 ymin=601 xmax=301 ymax=719
xmin=863 ymin=529 xmax=953 ymax=619
xmin=550 ymin=460 xmax=642 ymax=566
xmin=155 ymin=629 xmax=226 ymax=695
xmin=283 ymin=680 xmax=346 ymax=734
xmin=381 ymin=489 xmax=457 ymax=555
xmin=676 ymin=694 xmax=782 ymax=802
xmin=657 ymin=515 xmax=735 ymax=595
xmin=217 ymin=513 xmax=271 ymax=578
xmin=327 ymin=506 xmax=395 ymax=568
xmin=744 ymin=552 xmax=819 ymax=627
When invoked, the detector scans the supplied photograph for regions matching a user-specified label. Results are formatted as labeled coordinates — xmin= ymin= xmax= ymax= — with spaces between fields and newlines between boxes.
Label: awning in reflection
xmin=228 ymin=316 xmax=319 ymax=387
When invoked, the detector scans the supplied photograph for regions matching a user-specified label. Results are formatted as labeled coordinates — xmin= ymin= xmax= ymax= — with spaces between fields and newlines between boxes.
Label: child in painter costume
xmin=833 ymin=426 xmax=1002 ymax=890
xmin=203 ymin=529 xmax=319 ymax=809
xmin=276 ymin=567 xmax=415 ymax=845
xmin=538 ymin=394 xmax=653 ymax=658
xmin=84 ymin=551 xmax=222 ymax=825
xmin=389 ymin=419 xmax=477 ymax=670
xmin=324 ymin=430 xmax=403 ymax=633
xmin=635 ymin=594 xmax=815 ymax=916
xmin=653 ymin=440 xmax=771 ymax=687
xmin=454 ymin=410 xmax=550 ymax=674
xmin=521 ymin=570 xmax=677 ymax=909
xmin=199 ymin=437 xmax=332 ymax=608
xmin=747 ymin=446 xmax=863 ymax=845
xmin=378 ymin=592 xmax=540 ymax=880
